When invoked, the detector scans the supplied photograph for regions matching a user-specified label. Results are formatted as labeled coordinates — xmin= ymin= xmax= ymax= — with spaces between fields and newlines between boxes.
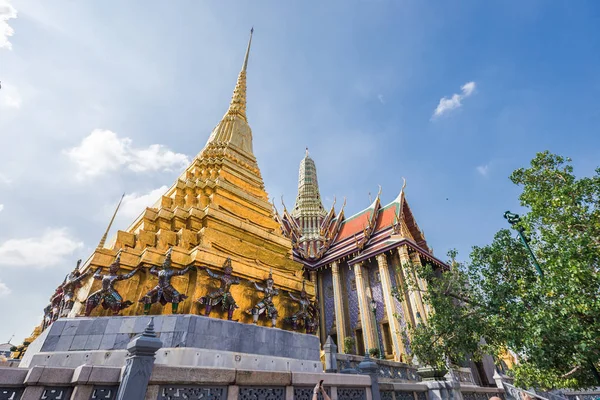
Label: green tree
xmin=396 ymin=152 xmax=600 ymax=389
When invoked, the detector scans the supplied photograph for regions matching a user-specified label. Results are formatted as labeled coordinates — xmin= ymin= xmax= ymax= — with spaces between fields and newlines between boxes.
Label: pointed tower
xmin=290 ymin=149 xmax=328 ymax=258
xmin=61 ymin=30 xmax=310 ymax=324
xmin=201 ymin=27 xmax=260 ymax=174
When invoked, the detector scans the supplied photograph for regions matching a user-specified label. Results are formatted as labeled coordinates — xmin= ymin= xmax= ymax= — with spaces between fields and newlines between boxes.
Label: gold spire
xmin=226 ymin=27 xmax=253 ymax=123
xmin=202 ymin=28 xmax=256 ymax=156
xmin=98 ymin=193 xmax=125 ymax=249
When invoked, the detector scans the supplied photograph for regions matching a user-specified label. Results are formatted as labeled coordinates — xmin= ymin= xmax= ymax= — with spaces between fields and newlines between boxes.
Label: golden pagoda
xmin=37 ymin=29 xmax=313 ymax=333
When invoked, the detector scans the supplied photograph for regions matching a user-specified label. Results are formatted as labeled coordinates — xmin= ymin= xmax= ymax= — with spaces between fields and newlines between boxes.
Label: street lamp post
xmin=503 ymin=211 xmax=544 ymax=278
xmin=370 ymin=299 xmax=384 ymax=359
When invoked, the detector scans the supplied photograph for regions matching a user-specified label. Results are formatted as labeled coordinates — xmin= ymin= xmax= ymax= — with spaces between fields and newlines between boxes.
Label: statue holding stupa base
xmin=83 ymin=250 xmax=142 ymax=316
xmin=246 ymin=269 xmax=279 ymax=327
xmin=60 ymin=259 xmax=91 ymax=317
xmin=286 ymin=281 xmax=319 ymax=334
xmin=139 ymin=248 xmax=195 ymax=315
xmin=306 ymin=300 xmax=320 ymax=335
xmin=197 ymin=258 xmax=240 ymax=321
xmin=42 ymin=285 xmax=64 ymax=330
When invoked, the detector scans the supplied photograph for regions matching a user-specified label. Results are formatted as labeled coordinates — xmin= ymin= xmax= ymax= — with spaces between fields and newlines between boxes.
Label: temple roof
xmin=274 ymin=151 xmax=441 ymax=269
xmin=286 ymin=183 xmax=444 ymax=270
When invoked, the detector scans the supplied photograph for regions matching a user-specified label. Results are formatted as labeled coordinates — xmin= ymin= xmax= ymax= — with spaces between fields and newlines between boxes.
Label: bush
xmin=343 ymin=337 xmax=356 ymax=354
xmin=368 ymin=347 xmax=380 ymax=358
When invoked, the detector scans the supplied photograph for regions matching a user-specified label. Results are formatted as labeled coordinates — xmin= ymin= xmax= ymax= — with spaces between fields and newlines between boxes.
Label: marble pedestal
xmin=20 ymin=315 xmax=322 ymax=373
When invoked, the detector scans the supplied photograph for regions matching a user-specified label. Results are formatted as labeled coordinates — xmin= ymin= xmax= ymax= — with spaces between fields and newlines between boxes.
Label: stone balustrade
xmin=0 ymin=362 xmax=512 ymax=400
xmin=448 ymin=367 xmax=477 ymax=386
xmin=0 ymin=364 xmax=379 ymax=400
xmin=461 ymin=385 xmax=507 ymax=400
xmin=335 ymin=353 xmax=421 ymax=382
xmin=561 ymin=390 xmax=600 ymax=400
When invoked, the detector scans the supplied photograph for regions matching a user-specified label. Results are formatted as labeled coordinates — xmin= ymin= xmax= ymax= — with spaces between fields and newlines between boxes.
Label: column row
xmin=321 ymin=244 xmax=430 ymax=363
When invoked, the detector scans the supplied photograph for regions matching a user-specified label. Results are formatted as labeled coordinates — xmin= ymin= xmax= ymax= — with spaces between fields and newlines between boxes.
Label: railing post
xmin=116 ymin=318 xmax=162 ymax=400
xmin=324 ymin=335 xmax=338 ymax=373
xmin=358 ymin=353 xmax=381 ymax=400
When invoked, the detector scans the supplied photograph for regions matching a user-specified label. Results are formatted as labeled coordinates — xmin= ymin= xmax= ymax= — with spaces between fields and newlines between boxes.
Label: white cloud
xmin=0 ymin=279 xmax=10 ymax=296
xmin=0 ymin=228 xmax=83 ymax=267
xmin=476 ymin=164 xmax=489 ymax=177
xmin=121 ymin=186 xmax=169 ymax=219
xmin=377 ymin=94 xmax=385 ymax=104
xmin=432 ymin=81 xmax=477 ymax=119
xmin=64 ymin=129 xmax=189 ymax=180
xmin=461 ymin=81 xmax=476 ymax=96
xmin=0 ymin=173 xmax=11 ymax=184
xmin=128 ymin=144 xmax=190 ymax=173
xmin=0 ymin=0 xmax=17 ymax=50
xmin=0 ymin=204 xmax=4 ymax=212
xmin=0 ymin=82 xmax=22 ymax=109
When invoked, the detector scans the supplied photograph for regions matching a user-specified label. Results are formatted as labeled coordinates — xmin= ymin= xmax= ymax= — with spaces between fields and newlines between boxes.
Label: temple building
xmin=275 ymin=151 xmax=447 ymax=362
xmin=19 ymin=30 xmax=447 ymax=368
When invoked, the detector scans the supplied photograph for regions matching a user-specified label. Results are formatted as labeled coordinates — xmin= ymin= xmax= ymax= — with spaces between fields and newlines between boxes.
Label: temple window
xmin=355 ymin=329 xmax=365 ymax=355
xmin=381 ymin=322 xmax=393 ymax=358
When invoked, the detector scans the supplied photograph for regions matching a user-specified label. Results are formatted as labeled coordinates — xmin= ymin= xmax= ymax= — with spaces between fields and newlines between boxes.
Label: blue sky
xmin=1 ymin=0 xmax=599 ymax=342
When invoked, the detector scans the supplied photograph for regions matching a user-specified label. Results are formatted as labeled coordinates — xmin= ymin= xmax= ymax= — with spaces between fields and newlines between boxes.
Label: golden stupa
xmin=46 ymin=29 xmax=313 ymax=331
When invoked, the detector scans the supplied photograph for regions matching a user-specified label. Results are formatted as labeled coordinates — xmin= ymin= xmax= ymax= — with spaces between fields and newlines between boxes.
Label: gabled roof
xmin=292 ymin=185 xmax=439 ymax=270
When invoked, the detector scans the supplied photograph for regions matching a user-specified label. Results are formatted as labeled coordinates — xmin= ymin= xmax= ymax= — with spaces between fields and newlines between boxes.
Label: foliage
xmin=369 ymin=347 xmax=381 ymax=358
xmin=394 ymin=152 xmax=600 ymax=389
xmin=344 ymin=336 xmax=356 ymax=354
xmin=393 ymin=254 xmax=492 ymax=371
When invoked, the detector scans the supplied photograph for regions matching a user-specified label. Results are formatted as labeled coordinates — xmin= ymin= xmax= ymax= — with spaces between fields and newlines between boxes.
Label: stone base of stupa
xmin=19 ymin=315 xmax=322 ymax=373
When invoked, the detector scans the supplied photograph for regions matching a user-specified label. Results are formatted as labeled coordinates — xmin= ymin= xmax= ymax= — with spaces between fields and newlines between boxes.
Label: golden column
xmin=392 ymin=254 xmax=416 ymax=328
xmin=354 ymin=261 xmax=377 ymax=352
xmin=331 ymin=261 xmax=347 ymax=352
xmin=376 ymin=253 xmax=406 ymax=361
xmin=397 ymin=245 xmax=427 ymax=325
xmin=409 ymin=252 xmax=431 ymax=321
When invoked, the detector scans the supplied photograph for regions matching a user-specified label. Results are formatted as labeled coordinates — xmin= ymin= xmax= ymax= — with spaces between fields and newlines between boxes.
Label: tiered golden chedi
xmin=51 ymin=30 xmax=313 ymax=329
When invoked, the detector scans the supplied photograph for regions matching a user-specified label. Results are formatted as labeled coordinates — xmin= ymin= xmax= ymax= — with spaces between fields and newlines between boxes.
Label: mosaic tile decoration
xmin=367 ymin=265 xmax=385 ymax=348
xmin=321 ymin=269 xmax=335 ymax=335
xmin=388 ymin=260 xmax=412 ymax=354
xmin=345 ymin=267 xmax=360 ymax=331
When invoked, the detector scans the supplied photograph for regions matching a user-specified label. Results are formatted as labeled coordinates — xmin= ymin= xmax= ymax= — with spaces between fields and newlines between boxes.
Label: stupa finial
xmin=224 ymin=28 xmax=254 ymax=122
xmin=98 ymin=193 xmax=125 ymax=249
xmin=242 ymin=27 xmax=253 ymax=72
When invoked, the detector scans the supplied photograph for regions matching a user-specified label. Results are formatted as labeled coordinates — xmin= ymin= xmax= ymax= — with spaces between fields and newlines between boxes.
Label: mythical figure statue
xmin=42 ymin=304 xmax=53 ymax=331
xmin=84 ymin=250 xmax=142 ymax=316
xmin=60 ymin=259 xmax=91 ymax=317
xmin=286 ymin=281 xmax=312 ymax=332
xmin=246 ymin=269 xmax=279 ymax=327
xmin=42 ymin=285 xmax=64 ymax=330
xmin=197 ymin=258 xmax=240 ymax=320
xmin=306 ymin=299 xmax=320 ymax=335
xmin=139 ymin=247 xmax=195 ymax=314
